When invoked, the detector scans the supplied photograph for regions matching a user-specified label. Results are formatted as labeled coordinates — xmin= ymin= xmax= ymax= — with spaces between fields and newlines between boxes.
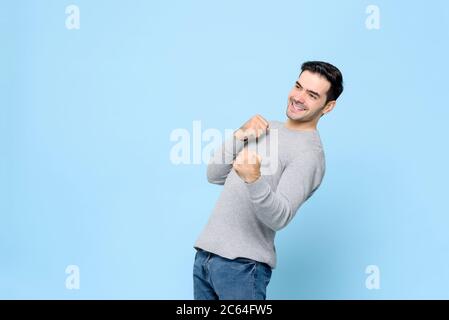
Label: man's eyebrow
xmin=295 ymin=81 xmax=321 ymax=98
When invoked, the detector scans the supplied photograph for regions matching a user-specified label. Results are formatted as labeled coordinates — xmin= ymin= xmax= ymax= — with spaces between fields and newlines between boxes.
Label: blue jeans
xmin=193 ymin=249 xmax=272 ymax=300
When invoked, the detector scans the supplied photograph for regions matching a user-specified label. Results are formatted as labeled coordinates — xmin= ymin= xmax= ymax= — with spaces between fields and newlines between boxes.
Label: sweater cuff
xmin=245 ymin=175 xmax=270 ymax=200
xmin=222 ymin=135 xmax=246 ymax=161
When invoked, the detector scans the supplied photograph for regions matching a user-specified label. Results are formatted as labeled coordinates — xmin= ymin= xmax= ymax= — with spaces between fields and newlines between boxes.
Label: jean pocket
xmin=228 ymin=257 xmax=257 ymax=271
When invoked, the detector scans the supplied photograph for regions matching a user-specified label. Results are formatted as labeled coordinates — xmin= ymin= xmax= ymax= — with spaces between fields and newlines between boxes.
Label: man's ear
xmin=322 ymin=100 xmax=336 ymax=116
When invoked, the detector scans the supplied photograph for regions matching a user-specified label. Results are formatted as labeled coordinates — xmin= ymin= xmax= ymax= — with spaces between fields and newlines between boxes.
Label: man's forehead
xmin=297 ymin=71 xmax=330 ymax=95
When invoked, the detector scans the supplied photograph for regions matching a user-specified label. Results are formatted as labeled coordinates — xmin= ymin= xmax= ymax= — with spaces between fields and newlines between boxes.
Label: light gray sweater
xmin=194 ymin=120 xmax=326 ymax=269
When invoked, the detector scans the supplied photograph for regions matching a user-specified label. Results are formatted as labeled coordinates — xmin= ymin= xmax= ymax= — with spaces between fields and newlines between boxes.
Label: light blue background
xmin=1 ymin=0 xmax=449 ymax=299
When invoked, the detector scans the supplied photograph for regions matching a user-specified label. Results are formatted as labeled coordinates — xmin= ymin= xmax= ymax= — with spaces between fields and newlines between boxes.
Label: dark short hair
xmin=300 ymin=61 xmax=343 ymax=103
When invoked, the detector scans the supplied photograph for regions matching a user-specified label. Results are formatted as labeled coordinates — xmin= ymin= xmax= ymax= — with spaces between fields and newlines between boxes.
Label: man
xmin=193 ymin=61 xmax=344 ymax=300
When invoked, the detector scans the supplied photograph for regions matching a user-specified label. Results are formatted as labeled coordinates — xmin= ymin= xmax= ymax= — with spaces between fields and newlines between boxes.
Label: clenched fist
xmin=233 ymin=148 xmax=262 ymax=184
xmin=234 ymin=114 xmax=269 ymax=142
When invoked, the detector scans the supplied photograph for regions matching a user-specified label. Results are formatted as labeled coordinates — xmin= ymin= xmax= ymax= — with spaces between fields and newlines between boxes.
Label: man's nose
xmin=292 ymin=93 xmax=306 ymax=104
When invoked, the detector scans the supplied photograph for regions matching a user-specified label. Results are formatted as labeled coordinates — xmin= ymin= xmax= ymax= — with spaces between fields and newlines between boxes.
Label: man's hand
xmin=234 ymin=114 xmax=269 ymax=141
xmin=233 ymin=148 xmax=262 ymax=183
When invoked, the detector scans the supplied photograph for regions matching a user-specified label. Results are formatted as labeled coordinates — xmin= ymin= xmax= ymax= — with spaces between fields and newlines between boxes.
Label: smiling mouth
xmin=290 ymin=101 xmax=307 ymax=112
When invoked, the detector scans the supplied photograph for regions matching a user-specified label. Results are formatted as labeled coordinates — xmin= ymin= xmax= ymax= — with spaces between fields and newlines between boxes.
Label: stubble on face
xmin=285 ymin=71 xmax=331 ymax=125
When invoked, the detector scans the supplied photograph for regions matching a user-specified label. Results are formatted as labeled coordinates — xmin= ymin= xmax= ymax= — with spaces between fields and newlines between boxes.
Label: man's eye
xmin=309 ymin=94 xmax=317 ymax=100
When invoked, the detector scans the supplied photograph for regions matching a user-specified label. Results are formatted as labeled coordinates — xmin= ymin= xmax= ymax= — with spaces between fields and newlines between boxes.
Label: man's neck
xmin=284 ymin=118 xmax=318 ymax=132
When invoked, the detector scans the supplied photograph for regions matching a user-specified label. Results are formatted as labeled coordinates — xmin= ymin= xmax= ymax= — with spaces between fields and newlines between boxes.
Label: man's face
xmin=286 ymin=70 xmax=332 ymax=122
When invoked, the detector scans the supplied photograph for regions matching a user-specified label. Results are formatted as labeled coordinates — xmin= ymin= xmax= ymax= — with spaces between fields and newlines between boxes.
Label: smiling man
xmin=193 ymin=61 xmax=344 ymax=300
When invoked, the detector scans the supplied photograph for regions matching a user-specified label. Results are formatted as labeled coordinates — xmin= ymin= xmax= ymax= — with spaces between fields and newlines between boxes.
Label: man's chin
xmin=286 ymin=111 xmax=303 ymax=121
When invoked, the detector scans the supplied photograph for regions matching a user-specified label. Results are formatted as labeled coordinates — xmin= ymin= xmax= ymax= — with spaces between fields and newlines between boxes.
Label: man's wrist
xmin=244 ymin=174 xmax=261 ymax=184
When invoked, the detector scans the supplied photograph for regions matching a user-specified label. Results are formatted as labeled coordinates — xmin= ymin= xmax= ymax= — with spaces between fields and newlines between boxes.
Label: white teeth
xmin=291 ymin=102 xmax=305 ymax=111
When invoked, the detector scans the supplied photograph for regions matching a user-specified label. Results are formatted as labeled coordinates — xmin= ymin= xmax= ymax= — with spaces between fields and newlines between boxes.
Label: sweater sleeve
xmin=207 ymin=134 xmax=246 ymax=185
xmin=244 ymin=151 xmax=324 ymax=231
